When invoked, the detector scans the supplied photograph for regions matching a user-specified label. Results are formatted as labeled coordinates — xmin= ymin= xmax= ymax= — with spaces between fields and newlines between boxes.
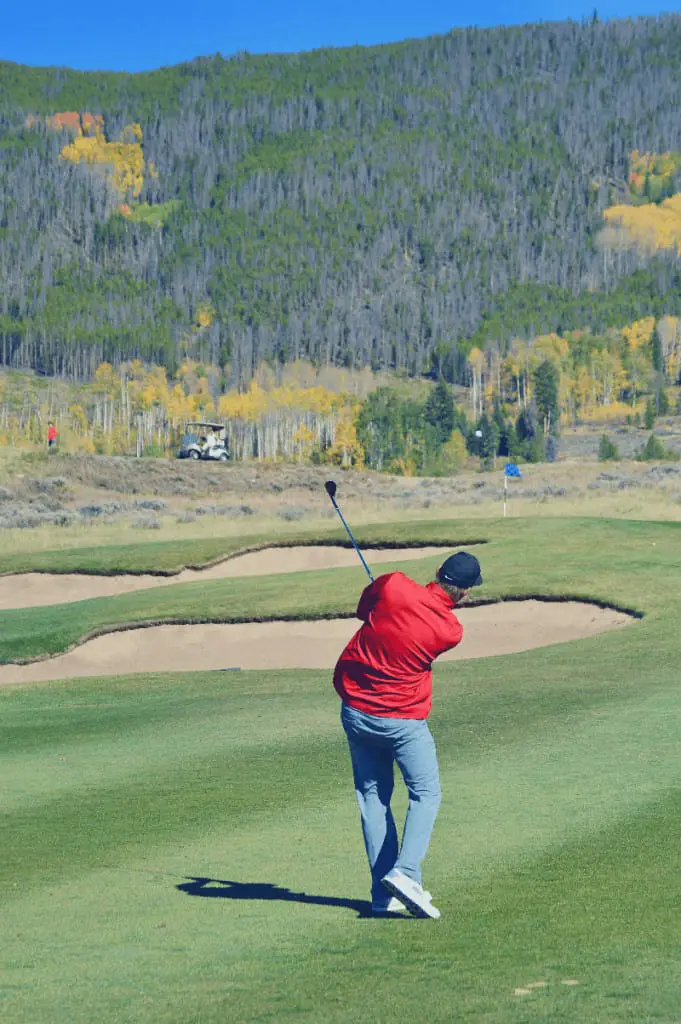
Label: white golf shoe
xmin=381 ymin=869 xmax=441 ymax=919
xmin=371 ymin=895 xmax=406 ymax=915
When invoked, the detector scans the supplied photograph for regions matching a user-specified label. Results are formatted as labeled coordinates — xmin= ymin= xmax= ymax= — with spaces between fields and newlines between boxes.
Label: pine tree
xmin=424 ymin=379 xmax=455 ymax=447
xmin=499 ymin=420 xmax=522 ymax=459
xmin=652 ymin=325 xmax=664 ymax=373
xmin=516 ymin=405 xmax=538 ymax=442
xmin=477 ymin=414 xmax=500 ymax=470
xmin=599 ymin=434 xmax=620 ymax=460
xmin=533 ymin=360 xmax=560 ymax=435
xmin=644 ymin=397 xmax=656 ymax=429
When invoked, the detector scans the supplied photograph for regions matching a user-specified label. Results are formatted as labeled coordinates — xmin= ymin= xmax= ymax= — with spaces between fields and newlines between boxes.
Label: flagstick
xmin=503 ymin=473 xmax=507 ymax=518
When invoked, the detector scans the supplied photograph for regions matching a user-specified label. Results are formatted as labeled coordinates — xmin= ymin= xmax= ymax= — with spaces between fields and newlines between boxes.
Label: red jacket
xmin=333 ymin=572 xmax=463 ymax=719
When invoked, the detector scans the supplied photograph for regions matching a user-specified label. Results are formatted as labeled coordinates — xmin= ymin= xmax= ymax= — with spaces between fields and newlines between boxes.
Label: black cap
xmin=437 ymin=551 xmax=482 ymax=588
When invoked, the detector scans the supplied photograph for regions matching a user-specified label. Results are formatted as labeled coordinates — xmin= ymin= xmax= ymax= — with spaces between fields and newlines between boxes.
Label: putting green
xmin=1 ymin=515 xmax=680 ymax=1024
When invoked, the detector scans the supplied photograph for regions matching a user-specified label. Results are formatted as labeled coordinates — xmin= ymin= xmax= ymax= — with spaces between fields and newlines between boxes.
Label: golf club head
xmin=324 ymin=480 xmax=337 ymax=499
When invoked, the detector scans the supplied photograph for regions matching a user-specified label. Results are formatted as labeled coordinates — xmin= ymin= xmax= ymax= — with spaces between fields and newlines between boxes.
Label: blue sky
xmin=3 ymin=0 xmax=680 ymax=72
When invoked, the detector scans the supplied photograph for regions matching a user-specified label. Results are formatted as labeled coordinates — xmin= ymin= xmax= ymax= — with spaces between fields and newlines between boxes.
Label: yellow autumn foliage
xmin=60 ymin=122 xmax=148 ymax=200
xmin=93 ymin=362 xmax=119 ymax=396
xmin=622 ymin=317 xmax=655 ymax=351
xmin=603 ymin=193 xmax=681 ymax=253
xmin=584 ymin=401 xmax=646 ymax=424
xmin=195 ymin=305 xmax=215 ymax=328
xmin=533 ymin=332 xmax=570 ymax=366
xmin=219 ymin=381 xmax=269 ymax=422
xmin=292 ymin=424 xmax=316 ymax=462
xmin=68 ymin=404 xmax=90 ymax=438
xmin=326 ymin=406 xmax=365 ymax=468
xmin=219 ymin=381 xmax=343 ymax=422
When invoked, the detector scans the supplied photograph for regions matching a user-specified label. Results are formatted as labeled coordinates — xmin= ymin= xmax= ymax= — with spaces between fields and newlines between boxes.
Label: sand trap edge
xmin=0 ymin=537 xmax=488 ymax=580
xmin=0 ymin=596 xmax=642 ymax=668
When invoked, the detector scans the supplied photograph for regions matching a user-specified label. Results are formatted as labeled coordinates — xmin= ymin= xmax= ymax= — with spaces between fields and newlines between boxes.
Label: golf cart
xmin=177 ymin=421 xmax=229 ymax=462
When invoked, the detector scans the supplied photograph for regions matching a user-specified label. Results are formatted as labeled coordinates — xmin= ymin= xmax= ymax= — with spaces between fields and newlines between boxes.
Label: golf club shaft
xmin=328 ymin=495 xmax=374 ymax=582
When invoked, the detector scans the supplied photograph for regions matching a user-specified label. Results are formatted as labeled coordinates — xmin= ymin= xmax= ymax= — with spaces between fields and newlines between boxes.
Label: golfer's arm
xmin=448 ymin=617 xmax=464 ymax=650
xmin=356 ymin=577 xmax=386 ymax=620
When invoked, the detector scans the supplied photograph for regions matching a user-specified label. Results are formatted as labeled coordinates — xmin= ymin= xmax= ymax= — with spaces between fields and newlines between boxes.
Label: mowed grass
xmin=2 ymin=516 xmax=681 ymax=1022
xmin=0 ymin=521 xmax=487 ymax=576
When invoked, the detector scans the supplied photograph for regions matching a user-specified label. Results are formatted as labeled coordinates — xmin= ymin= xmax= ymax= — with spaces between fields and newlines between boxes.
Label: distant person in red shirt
xmin=334 ymin=551 xmax=482 ymax=919
xmin=47 ymin=422 xmax=57 ymax=449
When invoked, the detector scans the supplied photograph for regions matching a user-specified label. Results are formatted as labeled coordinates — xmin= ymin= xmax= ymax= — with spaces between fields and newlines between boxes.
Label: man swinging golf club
xmin=333 ymin=548 xmax=483 ymax=919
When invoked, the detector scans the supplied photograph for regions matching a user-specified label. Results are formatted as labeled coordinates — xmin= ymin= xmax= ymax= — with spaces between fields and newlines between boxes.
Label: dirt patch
xmin=0 ymin=546 xmax=450 ymax=609
xmin=0 ymin=601 xmax=634 ymax=685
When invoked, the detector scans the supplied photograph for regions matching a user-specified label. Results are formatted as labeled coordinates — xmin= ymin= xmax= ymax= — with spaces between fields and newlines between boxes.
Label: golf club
xmin=324 ymin=480 xmax=375 ymax=581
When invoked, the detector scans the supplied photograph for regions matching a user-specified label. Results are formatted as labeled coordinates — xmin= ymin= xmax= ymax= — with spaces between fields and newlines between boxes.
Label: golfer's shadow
xmin=177 ymin=876 xmax=373 ymax=918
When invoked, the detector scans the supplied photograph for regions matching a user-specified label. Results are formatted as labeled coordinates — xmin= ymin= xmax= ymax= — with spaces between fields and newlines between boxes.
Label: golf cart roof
xmin=185 ymin=421 xmax=225 ymax=430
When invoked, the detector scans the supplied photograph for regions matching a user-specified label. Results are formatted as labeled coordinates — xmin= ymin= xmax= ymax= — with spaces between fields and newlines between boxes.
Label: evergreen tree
xmin=499 ymin=420 xmax=522 ymax=459
xmin=424 ymin=379 xmax=455 ymax=446
xmin=477 ymin=413 xmax=500 ymax=470
xmin=533 ymin=360 xmax=560 ymax=435
xmin=525 ymin=429 xmax=546 ymax=463
xmin=545 ymin=434 xmax=558 ymax=462
xmin=636 ymin=433 xmax=676 ymax=461
xmin=7 ymin=18 xmax=681 ymax=381
xmin=516 ymin=405 xmax=538 ymax=442
xmin=654 ymin=374 xmax=669 ymax=414
xmin=644 ymin=397 xmax=656 ymax=429
xmin=356 ymin=388 xmax=406 ymax=472
xmin=652 ymin=325 xmax=664 ymax=373
xmin=599 ymin=434 xmax=620 ymax=460
xmin=492 ymin=399 xmax=506 ymax=441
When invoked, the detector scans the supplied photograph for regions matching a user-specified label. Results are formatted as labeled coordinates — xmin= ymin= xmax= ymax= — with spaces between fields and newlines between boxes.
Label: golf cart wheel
xmin=218 ymin=451 xmax=228 ymax=462
xmin=189 ymin=450 xmax=200 ymax=460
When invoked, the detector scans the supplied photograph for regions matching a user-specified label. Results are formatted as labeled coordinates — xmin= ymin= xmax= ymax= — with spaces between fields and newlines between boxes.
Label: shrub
xmin=33 ymin=476 xmax=69 ymax=493
xmin=78 ymin=501 xmax=132 ymax=518
xmin=194 ymin=504 xmax=257 ymax=517
xmin=134 ymin=499 xmax=168 ymax=512
xmin=598 ymin=435 xmax=620 ymax=461
xmin=636 ymin=434 xmax=680 ymax=461
xmin=132 ymin=516 xmax=162 ymax=529
xmin=277 ymin=507 xmax=307 ymax=521
xmin=524 ymin=431 xmax=546 ymax=463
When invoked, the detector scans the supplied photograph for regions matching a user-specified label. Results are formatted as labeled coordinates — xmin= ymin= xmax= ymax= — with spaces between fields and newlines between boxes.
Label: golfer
xmin=334 ymin=551 xmax=482 ymax=918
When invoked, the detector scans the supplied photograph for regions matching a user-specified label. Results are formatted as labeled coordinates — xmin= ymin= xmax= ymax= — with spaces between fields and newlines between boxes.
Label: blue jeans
xmin=341 ymin=702 xmax=442 ymax=902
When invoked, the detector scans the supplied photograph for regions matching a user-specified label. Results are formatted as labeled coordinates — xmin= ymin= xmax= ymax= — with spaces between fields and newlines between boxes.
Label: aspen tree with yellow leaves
xmin=60 ymin=120 xmax=153 ymax=203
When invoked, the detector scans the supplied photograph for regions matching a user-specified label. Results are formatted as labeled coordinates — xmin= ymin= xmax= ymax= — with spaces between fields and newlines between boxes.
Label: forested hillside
xmin=4 ymin=15 xmax=681 ymax=385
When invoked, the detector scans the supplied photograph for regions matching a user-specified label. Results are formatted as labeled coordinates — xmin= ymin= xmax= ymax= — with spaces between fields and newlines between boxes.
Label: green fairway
xmin=0 ymin=521 xmax=486 ymax=577
xmin=2 ymin=516 xmax=680 ymax=1022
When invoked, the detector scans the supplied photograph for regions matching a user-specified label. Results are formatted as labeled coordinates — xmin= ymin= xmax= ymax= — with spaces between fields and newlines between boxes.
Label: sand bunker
xmin=0 ymin=546 xmax=451 ymax=610
xmin=0 ymin=601 xmax=633 ymax=685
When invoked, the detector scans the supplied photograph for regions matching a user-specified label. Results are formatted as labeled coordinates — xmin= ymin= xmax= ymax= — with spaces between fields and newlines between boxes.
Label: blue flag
xmin=505 ymin=462 xmax=522 ymax=478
